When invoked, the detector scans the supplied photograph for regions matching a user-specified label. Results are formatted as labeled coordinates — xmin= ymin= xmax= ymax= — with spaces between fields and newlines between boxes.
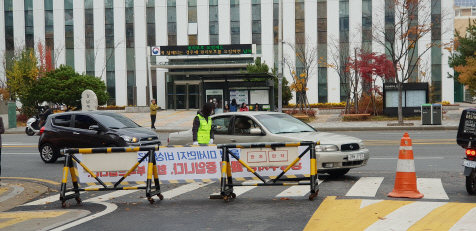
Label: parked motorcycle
xmin=25 ymin=114 xmax=41 ymax=136
xmin=457 ymin=108 xmax=476 ymax=194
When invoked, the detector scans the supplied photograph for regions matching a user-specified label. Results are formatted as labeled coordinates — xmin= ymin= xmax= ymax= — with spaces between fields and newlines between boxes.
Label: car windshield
xmin=93 ymin=113 xmax=140 ymax=129
xmin=254 ymin=114 xmax=316 ymax=134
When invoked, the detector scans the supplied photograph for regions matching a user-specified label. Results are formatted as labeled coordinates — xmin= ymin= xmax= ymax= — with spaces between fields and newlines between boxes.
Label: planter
xmin=442 ymin=105 xmax=459 ymax=110
xmin=317 ymin=108 xmax=345 ymax=114
xmin=125 ymin=106 xmax=161 ymax=113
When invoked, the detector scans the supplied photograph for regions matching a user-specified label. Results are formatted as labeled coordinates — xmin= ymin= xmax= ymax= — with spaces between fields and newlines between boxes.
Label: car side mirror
xmin=89 ymin=125 xmax=101 ymax=131
xmin=250 ymin=128 xmax=263 ymax=135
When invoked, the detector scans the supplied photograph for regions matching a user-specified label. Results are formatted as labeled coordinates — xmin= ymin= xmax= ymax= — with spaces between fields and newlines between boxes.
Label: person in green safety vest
xmin=192 ymin=103 xmax=215 ymax=145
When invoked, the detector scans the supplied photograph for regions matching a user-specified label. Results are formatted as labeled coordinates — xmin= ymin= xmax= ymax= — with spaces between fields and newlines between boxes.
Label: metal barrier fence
xmin=217 ymin=141 xmax=319 ymax=202
xmin=59 ymin=146 xmax=163 ymax=207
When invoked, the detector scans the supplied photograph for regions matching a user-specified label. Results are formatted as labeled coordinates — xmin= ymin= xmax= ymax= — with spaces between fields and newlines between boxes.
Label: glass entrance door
xmin=174 ymin=82 xmax=200 ymax=110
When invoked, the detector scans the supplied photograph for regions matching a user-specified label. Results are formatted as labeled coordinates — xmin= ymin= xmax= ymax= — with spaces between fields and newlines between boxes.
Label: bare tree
xmin=283 ymin=36 xmax=319 ymax=114
xmin=327 ymin=36 xmax=361 ymax=114
xmin=76 ymin=36 xmax=124 ymax=78
xmin=372 ymin=0 xmax=452 ymax=124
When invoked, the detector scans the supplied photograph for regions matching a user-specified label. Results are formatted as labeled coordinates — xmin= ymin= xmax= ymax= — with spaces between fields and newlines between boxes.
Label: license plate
xmin=348 ymin=153 xmax=365 ymax=161
xmin=464 ymin=160 xmax=476 ymax=168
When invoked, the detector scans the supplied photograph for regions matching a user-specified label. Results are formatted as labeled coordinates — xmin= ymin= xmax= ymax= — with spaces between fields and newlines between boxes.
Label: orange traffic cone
xmin=388 ymin=132 xmax=424 ymax=199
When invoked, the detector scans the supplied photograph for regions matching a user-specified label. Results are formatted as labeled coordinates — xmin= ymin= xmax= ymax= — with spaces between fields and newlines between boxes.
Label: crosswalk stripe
xmin=161 ymin=182 xmax=213 ymax=199
xmin=84 ymin=185 xmax=145 ymax=203
xmin=417 ymin=178 xmax=449 ymax=200
xmin=345 ymin=177 xmax=384 ymax=197
xmin=276 ymin=179 xmax=324 ymax=198
xmin=408 ymin=202 xmax=476 ymax=231
xmin=364 ymin=202 xmax=447 ymax=231
xmin=22 ymin=185 xmax=103 ymax=206
xmin=360 ymin=199 xmax=383 ymax=209
xmin=449 ymin=206 xmax=476 ymax=230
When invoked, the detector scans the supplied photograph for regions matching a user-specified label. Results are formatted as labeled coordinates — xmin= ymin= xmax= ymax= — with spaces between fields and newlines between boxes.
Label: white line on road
xmin=276 ymin=179 xmax=324 ymax=198
xmin=417 ymin=178 xmax=449 ymax=200
xmin=345 ymin=177 xmax=384 ymax=197
xmin=84 ymin=185 xmax=145 ymax=203
xmin=209 ymin=180 xmax=261 ymax=198
xmin=364 ymin=202 xmax=447 ymax=231
xmin=22 ymin=185 xmax=103 ymax=206
xmin=0 ymin=183 xmax=24 ymax=203
xmin=371 ymin=157 xmax=445 ymax=160
xmin=161 ymin=182 xmax=214 ymax=199
xmin=3 ymin=153 xmax=38 ymax=155
xmin=49 ymin=201 xmax=117 ymax=231
xmin=360 ymin=199 xmax=383 ymax=209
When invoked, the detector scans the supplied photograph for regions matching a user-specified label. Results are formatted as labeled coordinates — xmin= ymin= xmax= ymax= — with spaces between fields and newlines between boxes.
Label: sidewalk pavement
xmin=6 ymin=103 xmax=472 ymax=134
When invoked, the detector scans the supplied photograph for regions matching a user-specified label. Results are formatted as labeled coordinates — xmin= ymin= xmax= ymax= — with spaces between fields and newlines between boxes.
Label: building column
xmin=283 ymin=0 xmax=295 ymax=103
xmin=114 ymin=0 xmax=127 ymax=106
xmin=94 ymin=0 xmax=106 ymax=81
xmin=176 ymin=0 xmax=188 ymax=46
xmin=155 ymin=0 xmax=168 ymax=109
xmin=240 ymin=0 xmax=252 ymax=44
xmin=134 ymin=0 xmax=147 ymax=106
xmin=372 ymin=0 xmax=385 ymax=89
xmin=73 ymin=0 xmax=86 ymax=73
xmin=327 ymin=0 xmax=340 ymax=103
xmin=441 ymin=0 xmax=454 ymax=103
xmin=53 ymin=0 xmax=65 ymax=67
xmin=305 ymin=0 xmax=318 ymax=104
xmin=0 ymin=0 xmax=5 ymax=84
xmin=197 ymin=0 xmax=209 ymax=45
xmin=219 ymin=1 xmax=231 ymax=44
xmin=12 ymin=0 xmax=25 ymax=50
xmin=33 ymin=0 xmax=45 ymax=54
xmin=261 ymin=0 xmax=274 ymax=68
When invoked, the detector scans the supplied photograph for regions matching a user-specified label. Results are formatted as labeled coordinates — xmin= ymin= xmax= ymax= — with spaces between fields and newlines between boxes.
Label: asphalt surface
xmin=0 ymin=131 xmax=473 ymax=230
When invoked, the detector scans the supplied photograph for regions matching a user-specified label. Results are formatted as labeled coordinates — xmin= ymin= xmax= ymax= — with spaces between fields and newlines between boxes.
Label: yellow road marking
xmin=0 ymin=211 xmax=70 ymax=229
xmin=408 ymin=202 xmax=476 ymax=230
xmin=304 ymin=196 xmax=413 ymax=231
xmin=0 ymin=177 xmax=60 ymax=185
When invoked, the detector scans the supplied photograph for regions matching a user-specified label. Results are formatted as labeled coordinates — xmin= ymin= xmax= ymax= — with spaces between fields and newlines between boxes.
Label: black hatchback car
xmin=38 ymin=111 xmax=161 ymax=163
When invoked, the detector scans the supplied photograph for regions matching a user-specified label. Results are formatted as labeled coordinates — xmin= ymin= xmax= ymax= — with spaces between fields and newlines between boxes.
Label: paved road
xmin=1 ymin=131 xmax=473 ymax=230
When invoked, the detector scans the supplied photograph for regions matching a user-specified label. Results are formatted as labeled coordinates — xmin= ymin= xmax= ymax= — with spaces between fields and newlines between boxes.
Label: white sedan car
xmin=168 ymin=112 xmax=369 ymax=176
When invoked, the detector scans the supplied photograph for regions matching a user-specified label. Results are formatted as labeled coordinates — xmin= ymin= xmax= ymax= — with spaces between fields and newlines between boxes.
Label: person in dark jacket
xmin=39 ymin=106 xmax=54 ymax=127
xmin=230 ymin=99 xmax=238 ymax=112
xmin=192 ymin=103 xmax=214 ymax=145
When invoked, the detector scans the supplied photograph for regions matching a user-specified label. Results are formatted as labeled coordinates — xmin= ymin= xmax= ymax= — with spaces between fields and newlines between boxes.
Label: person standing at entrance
xmin=239 ymin=103 xmax=249 ymax=111
xmin=192 ymin=103 xmax=214 ymax=145
xmin=150 ymin=99 xmax=159 ymax=129
xmin=230 ymin=99 xmax=238 ymax=112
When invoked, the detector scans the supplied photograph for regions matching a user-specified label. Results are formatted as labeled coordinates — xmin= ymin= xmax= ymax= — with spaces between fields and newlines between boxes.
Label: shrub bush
xmin=348 ymin=94 xmax=383 ymax=115
xmin=283 ymin=109 xmax=317 ymax=117
xmin=284 ymin=102 xmax=347 ymax=108
xmin=17 ymin=114 xmax=28 ymax=123
xmin=98 ymin=105 xmax=126 ymax=110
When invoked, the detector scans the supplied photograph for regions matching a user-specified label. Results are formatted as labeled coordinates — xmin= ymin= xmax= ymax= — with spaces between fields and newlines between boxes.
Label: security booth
xmin=383 ymin=83 xmax=429 ymax=117
xmin=199 ymin=73 xmax=275 ymax=112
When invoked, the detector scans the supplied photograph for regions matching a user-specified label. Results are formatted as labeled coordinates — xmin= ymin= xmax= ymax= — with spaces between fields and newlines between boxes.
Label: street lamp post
xmin=278 ymin=0 xmax=283 ymax=112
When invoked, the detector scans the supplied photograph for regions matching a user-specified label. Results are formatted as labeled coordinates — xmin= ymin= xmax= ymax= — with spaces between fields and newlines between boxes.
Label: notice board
xmin=250 ymin=90 xmax=269 ymax=104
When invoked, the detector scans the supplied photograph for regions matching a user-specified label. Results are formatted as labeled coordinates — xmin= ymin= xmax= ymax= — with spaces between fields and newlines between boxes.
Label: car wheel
xmin=40 ymin=143 xmax=59 ymax=163
xmin=327 ymin=169 xmax=350 ymax=177
xmin=25 ymin=127 xmax=35 ymax=136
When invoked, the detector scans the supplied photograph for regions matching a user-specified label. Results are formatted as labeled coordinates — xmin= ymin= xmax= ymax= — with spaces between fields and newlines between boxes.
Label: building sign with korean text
xmin=151 ymin=44 xmax=254 ymax=56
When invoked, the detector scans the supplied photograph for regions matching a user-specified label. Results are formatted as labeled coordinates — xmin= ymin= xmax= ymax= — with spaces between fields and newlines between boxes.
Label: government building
xmin=0 ymin=0 xmax=455 ymax=110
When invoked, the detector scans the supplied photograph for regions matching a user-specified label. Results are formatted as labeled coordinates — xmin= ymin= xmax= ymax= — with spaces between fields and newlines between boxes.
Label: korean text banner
xmin=74 ymin=146 xmax=311 ymax=184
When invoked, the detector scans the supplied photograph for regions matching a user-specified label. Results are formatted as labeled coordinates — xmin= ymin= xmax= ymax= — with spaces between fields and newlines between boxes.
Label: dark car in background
xmin=38 ymin=111 xmax=161 ymax=163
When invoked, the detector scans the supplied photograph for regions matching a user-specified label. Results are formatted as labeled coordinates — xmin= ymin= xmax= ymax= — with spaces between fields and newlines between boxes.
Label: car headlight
xmin=121 ymin=135 xmax=138 ymax=143
xmin=316 ymin=145 xmax=339 ymax=152
xmin=359 ymin=142 xmax=366 ymax=149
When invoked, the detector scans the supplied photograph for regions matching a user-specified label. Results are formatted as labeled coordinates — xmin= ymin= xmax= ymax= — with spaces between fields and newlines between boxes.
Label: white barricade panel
xmin=239 ymin=147 xmax=299 ymax=167
xmin=82 ymin=153 xmax=138 ymax=172
xmin=73 ymin=146 xmax=311 ymax=184
xmin=227 ymin=146 xmax=310 ymax=178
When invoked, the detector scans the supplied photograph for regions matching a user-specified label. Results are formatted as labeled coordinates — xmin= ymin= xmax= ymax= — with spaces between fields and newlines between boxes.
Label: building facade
xmin=0 ymin=0 xmax=455 ymax=109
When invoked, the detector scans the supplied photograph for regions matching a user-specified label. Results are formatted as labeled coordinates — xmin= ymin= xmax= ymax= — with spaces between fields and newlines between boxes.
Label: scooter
xmin=457 ymin=108 xmax=476 ymax=194
xmin=25 ymin=114 xmax=41 ymax=136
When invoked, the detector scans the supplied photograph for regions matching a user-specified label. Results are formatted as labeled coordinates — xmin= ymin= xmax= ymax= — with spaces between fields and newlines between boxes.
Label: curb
xmin=313 ymin=125 xmax=458 ymax=132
